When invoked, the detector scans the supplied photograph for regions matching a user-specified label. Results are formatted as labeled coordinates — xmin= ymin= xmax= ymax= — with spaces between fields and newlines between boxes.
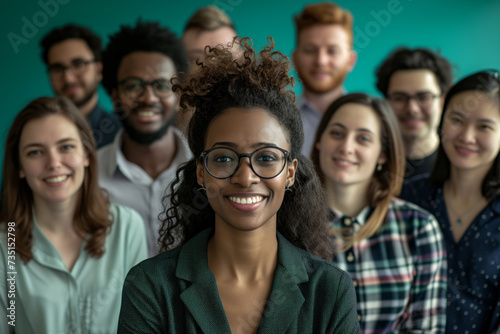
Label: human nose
xmin=62 ymin=67 xmax=77 ymax=82
xmin=338 ymin=136 xmax=354 ymax=155
xmin=459 ymin=125 xmax=476 ymax=143
xmin=406 ymin=97 xmax=421 ymax=115
xmin=46 ymin=150 xmax=63 ymax=169
xmin=139 ymin=84 xmax=160 ymax=104
xmin=230 ymin=157 xmax=260 ymax=187
xmin=316 ymin=49 xmax=329 ymax=66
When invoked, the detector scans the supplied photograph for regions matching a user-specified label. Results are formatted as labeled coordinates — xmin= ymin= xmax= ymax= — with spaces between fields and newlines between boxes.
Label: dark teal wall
xmin=1 ymin=0 xmax=499 ymax=174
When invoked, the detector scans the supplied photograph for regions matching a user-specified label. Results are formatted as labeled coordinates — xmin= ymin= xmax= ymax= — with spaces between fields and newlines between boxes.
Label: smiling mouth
xmin=228 ymin=196 xmax=264 ymax=204
xmin=45 ymin=175 xmax=69 ymax=183
xmin=137 ymin=111 xmax=157 ymax=117
xmin=456 ymin=146 xmax=477 ymax=154
xmin=333 ymin=158 xmax=357 ymax=166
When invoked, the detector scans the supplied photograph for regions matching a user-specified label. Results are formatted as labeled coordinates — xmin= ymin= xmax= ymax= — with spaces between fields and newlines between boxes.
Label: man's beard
xmin=117 ymin=104 xmax=177 ymax=146
xmin=64 ymin=81 xmax=99 ymax=108
xmin=296 ymin=65 xmax=349 ymax=94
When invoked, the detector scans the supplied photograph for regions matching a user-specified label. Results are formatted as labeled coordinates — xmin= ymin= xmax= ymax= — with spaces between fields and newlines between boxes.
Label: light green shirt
xmin=0 ymin=203 xmax=148 ymax=334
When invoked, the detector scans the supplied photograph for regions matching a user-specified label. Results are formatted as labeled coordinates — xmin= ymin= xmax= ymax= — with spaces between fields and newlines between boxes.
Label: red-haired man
xmin=293 ymin=2 xmax=357 ymax=157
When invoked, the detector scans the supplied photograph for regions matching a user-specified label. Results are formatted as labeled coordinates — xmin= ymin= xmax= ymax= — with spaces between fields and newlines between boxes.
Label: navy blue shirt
xmin=405 ymin=149 xmax=438 ymax=180
xmin=87 ymin=104 xmax=121 ymax=148
xmin=401 ymin=179 xmax=500 ymax=333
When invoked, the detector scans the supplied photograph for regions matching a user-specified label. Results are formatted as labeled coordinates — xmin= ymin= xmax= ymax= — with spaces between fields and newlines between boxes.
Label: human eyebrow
xmin=56 ymin=137 xmax=77 ymax=144
xmin=22 ymin=138 xmax=77 ymax=150
xmin=356 ymin=128 xmax=375 ymax=135
xmin=212 ymin=142 xmax=238 ymax=148
xmin=477 ymin=118 xmax=497 ymax=125
xmin=251 ymin=142 xmax=279 ymax=149
xmin=22 ymin=143 xmax=44 ymax=152
xmin=446 ymin=109 xmax=467 ymax=118
xmin=328 ymin=123 xmax=347 ymax=130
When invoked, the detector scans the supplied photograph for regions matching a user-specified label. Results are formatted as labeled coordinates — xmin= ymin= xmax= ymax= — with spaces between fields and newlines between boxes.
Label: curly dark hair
xmin=375 ymin=47 xmax=453 ymax=97
xmin=102 ymin=19 xmax=188 ymax=96
xmin=40 ymin=24 xmax=102 ymax=65
xmin=430 ymin=70 xmax=500 ymax=199
xmin=158 ymin=37 xmax=334 ymax=260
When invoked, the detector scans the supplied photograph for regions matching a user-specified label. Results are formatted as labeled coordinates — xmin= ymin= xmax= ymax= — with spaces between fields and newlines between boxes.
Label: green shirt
xmin=0 ymin=203 xmax=148 ymax=334
xmin=118 ymin=229 xmax=360 ymax=333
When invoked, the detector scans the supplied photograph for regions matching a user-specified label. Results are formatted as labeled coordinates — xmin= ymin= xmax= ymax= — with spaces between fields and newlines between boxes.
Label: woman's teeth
xmin=229 ymin=196 xmax=264 ymax=204
xmin=45 ymin=175 xmax=68 ymax=183
xmin=137 ymin=111 xmax=155 ymax=117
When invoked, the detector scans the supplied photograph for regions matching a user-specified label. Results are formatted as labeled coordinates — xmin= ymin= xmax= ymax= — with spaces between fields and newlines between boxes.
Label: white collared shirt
xmin=97 ymin=128 xmax=192 ymax=256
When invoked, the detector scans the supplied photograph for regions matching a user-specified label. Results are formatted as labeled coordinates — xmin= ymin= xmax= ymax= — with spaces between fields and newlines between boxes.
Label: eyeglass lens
xmin=389 ymin=92 xmax=438 ymax=109
xmin=48 ymin=59 xmax=94 ymax=77
xmin=120 ymin=78 xmax=172 ymax=99
xmin=204 ymin=147 xmax=287 ymax=179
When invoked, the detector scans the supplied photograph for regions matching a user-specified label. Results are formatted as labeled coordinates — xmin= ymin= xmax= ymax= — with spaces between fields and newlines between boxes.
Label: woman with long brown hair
xmin=312 ymin=93 xmax=447 ymax=333
xmin=0 ymin=96 xmax=147 ymax=334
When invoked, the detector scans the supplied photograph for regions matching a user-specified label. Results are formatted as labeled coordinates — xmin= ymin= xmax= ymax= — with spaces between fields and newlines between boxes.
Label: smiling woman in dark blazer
xmin=117 ymin=37 xmax=359 ymax=334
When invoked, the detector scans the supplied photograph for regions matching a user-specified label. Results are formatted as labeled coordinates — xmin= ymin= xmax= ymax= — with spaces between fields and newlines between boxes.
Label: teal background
xmin=1 ymin=0 xmax=499 ymax=175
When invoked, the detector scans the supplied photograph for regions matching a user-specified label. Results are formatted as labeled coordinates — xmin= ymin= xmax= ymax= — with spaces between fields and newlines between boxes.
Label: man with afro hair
xmin=98 ymin=20 xmax=191 ymax=257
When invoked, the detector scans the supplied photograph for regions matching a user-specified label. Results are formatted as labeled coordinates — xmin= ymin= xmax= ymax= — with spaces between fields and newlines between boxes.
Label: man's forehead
xmin=117 ymin=51 xmax=175 ymax=79
xmin=297 ymin=25 xmax=351 ymax=46
xmin=48 ymin=38 xmax=93 ymax=62
xmin=388 ymin=69 xmax=440 ymax=92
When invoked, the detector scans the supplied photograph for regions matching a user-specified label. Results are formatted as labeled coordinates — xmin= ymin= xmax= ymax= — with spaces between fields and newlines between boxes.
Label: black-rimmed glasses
xmin=388 ymin=92 xmax=440 ymax=111
xmin=200 ymin=146 xmax=290 ymax=179
xmin=48 ymin=58 xmax=96 ymax=78
xmin=118 ymin=77 xmax=173 ymax=100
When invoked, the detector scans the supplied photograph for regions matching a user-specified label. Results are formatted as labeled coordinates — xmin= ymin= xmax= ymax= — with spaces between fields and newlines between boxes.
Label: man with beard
xmin=375 ymin=48 xmax=453 ymax=180
xmin=292 ymin=2 xmax=357 ymax=157
xmin=40 ymin=24 xmax=121 ymax=148
xmin=98 ymin=20 xmax=191 ymax=256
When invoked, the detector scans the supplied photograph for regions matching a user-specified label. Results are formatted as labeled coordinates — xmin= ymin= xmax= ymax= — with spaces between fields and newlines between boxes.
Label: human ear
xmin=111 ymin=89 xmax=119 ymax=111
xmin=196 ymin=160 xmax=205 ymax=188
xmin=96 ymin=61 xmax=103 ymax=82
xmin=286 ymin=159 xmax=298 ymax=187
xmin=84 ymin=152 xmax=90 ymax=167
xmin=378 ymin=152 xmax=387 ymax=166
xmin=347 ymin=50 xmax=358 ymax=72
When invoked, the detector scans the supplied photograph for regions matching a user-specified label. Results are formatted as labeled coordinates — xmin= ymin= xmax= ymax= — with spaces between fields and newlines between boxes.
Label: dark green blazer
xmin=118 ymin=229 xmax=359 ymax=333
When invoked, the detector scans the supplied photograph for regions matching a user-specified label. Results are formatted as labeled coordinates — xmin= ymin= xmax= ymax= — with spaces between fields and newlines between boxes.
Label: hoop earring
xmin=197 ymin=185 xmax=206 ymax=192
xmin=285 ymin=182 xmax=293 ymax=192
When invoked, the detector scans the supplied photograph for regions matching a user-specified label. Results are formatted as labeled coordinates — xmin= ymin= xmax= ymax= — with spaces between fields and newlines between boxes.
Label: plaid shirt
xmin=330 ymin=198 xmax=447 ymax=333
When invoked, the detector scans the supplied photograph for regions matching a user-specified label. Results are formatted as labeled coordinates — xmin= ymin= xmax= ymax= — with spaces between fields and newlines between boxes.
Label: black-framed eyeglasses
xmin=200 ymin=146 xmax=291 ymax=179
xmin=388 ymin=92 xmax=440 ymax=110
xmin=118 ymin=77 xmax=173 ymax=99
xmin=48 ymin=58 xmax=96 ymax=78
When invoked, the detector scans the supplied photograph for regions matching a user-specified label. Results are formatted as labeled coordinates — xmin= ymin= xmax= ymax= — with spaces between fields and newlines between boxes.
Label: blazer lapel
xmin=257 ymin=233 xmax=308 ymax=334
xmin=176 ymin=229 xmax=232 ymax=333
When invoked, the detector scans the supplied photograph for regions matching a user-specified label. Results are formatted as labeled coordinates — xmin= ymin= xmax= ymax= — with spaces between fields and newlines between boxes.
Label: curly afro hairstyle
xmin=158 ymin=37 xmax=334 ymax=260
xmin=102 ymin=19 xmax=188 ymax=96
